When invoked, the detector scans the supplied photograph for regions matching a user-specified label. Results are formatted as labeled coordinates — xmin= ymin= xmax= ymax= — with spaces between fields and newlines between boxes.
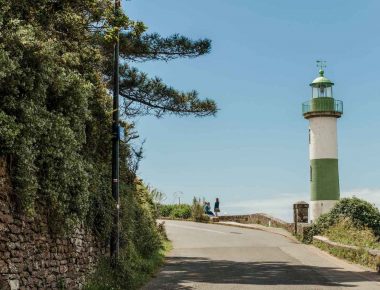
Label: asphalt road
xmin=143 ymin=220 xmax=380 ymax=290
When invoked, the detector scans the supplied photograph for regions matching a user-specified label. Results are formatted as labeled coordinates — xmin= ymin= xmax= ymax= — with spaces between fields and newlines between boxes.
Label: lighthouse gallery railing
xmin=302 ymin=98 xmax=343 ymax=115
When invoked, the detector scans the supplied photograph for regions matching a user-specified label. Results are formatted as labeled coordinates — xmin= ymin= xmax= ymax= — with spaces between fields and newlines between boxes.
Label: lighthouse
xmin=302 ymin=61 xmax=343 ymax=222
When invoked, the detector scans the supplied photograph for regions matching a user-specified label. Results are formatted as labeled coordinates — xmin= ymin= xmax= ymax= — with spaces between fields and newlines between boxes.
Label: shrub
xmin=304 ymin=197 xmax=380 ymax=243
xmin=324 ymin=218 xmax=380 ymax=250
xmin=170 ymin=204 xmax=192 ymax=219
xmin=158 ymin=204 xmax=192 ymax=219
xmin=329 ymin=197 xmax=380 ymax=237
xmin=84 ymin=240 xmax=171 ymax=290
xmin=191 ymin=197 xmax=210 ymax=222
xmin=158 ymin=204 xmax=176 ymax=217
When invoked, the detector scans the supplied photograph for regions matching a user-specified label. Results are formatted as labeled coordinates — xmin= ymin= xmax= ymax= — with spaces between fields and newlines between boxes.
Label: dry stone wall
xmin=0 ymin=157 xmax=107 ymax=289
xmin=218 ymin=213 xmax=314 ymax=241
xmin=218 ymin=213 xmax=295 ymax=233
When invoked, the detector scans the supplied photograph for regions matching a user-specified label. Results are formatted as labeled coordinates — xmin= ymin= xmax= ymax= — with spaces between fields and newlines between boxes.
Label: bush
xmin=191 ymin=197 xmax=210 ymax=222
xmin=170 ymin=204 xmax=192 ymax=219
xmin=329 ymin=197 xmax=380 ymax=236
xmin=158 ymin=204 xmax=176 ymax=217
xmin=324 ymin=218 xmax=380 ymax=249
xmin=84 ymin=240 xmax=171 ymax=290
xmin=158 ymin=204 xmax=192 ymax=219
xmin=304 ymin=197 xmax=380 ymax=243
xmin=85 ymin=182 xmax=168 ymax=290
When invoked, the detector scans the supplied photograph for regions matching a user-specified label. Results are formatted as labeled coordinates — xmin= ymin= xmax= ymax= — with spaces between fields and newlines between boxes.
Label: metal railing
xmin=302 ymin=98 xmax=343 ymax=115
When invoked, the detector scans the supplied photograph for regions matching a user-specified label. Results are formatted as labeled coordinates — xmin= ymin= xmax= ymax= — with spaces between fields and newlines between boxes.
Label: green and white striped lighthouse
xmin=302 ymin=62 xmax=343 ymax=222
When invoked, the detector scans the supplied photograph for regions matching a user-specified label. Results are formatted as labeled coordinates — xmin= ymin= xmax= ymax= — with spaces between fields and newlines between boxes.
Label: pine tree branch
xmin=119 ymin=66 xmax=217 ymax=117
xmin=119 ymin=32 xmax=212 ymax=62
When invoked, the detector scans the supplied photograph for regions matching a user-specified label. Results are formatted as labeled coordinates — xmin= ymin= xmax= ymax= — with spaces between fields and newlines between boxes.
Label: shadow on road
xmin=144 ymin=256 xmax=379 ymax=289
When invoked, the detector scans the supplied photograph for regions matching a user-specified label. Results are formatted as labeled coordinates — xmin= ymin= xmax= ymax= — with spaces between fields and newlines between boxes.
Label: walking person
xmin=214 ymin=198 xmax=220 ymax=217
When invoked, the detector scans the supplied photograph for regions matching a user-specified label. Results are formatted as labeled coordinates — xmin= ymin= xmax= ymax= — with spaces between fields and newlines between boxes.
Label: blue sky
xmin=124 ymin=0 xmax=380 ymax=220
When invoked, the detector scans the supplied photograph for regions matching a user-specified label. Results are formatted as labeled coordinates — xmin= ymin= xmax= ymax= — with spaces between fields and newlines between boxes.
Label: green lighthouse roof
xmin=309 ymin=69 xmax=334 ymax=87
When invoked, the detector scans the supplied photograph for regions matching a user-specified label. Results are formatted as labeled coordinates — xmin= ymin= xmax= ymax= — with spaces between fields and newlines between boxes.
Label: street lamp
xmin=173 ymin=191 xmax=184 ymax=205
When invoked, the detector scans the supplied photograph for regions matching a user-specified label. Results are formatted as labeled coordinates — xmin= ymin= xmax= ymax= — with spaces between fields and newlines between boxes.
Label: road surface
xmin=143 ymin=220 xmax=380 ymax=290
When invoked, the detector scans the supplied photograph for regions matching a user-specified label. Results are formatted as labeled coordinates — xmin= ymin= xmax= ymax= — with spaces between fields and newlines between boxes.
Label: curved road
xmin=143 ymin=220 xmax=380 ymax=290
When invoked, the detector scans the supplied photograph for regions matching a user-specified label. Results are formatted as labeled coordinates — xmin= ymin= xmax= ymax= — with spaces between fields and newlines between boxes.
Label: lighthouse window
xmin=309 ymin=129 xmax=311 ymax=144
xmin=310 ymin=166 xmax=312 ymax=181
xmin=319 ymin=86 xmax=325 ymax=97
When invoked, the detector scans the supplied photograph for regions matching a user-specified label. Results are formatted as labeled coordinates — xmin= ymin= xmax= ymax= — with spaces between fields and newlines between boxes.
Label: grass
xmin=323 ymin=218 xmax=380 ymax=250
xmin=313 ymin=239 xmax=379 ymax=270
xmin=84 ymin=239 xmax=172 ymax=290
xmin=313 ymin=218 xmax=380 ymax=270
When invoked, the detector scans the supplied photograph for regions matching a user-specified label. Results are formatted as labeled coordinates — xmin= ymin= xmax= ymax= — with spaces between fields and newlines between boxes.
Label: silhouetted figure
xmin=214 ymin=198 xmax=220 ymax=217
xmin=204 ymin=202 xmax=214 ymax=216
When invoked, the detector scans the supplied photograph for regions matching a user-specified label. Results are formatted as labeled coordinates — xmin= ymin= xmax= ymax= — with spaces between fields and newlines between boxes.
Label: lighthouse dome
xmin=310 ymin=70 xmax=334 ymax=87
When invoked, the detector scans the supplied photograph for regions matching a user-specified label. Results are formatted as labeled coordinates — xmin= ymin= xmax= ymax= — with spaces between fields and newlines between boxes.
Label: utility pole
xmin=111 ymin=0 xmax=121 ymax=263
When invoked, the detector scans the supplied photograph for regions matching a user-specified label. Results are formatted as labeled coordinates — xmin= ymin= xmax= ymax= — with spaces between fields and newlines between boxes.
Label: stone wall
xmin=218 ymin=213 xmax=295 ymax=233
xmin=218 ymin=214 xmax=315 ymax=242
xmin=0 ymin=157 xmax=107 ymax=289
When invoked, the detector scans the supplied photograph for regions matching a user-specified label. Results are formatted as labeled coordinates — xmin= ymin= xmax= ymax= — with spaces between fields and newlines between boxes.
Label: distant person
xmin=203 ymin=202 xmax=208 ymax=214
xmin=214 ymin=198 xmax=220 ymax=217
xmin=204 ymin=202 xmax=214 ymax=216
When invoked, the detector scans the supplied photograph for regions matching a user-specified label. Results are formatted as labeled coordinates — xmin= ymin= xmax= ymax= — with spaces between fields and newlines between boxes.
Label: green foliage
xmin=329 ymin=197 xmax=380 ymax=236
xmin=120 ymin=66 xmax=217 ymax=117
xmin=158 ymin=204 xmax=176 ymax=217
xmin=0 ymin=0 xmax=112 ymax=225
xmin=120 ymin=182 xmax=162 ymax=257
xmin=158 ymin=204 xmax=192 ymax=220
xmin=304 ymin=197 xmax=380 ymax=243
xmin=0 ymin=110 xmax=20 ymax=153
xmin=0 ymin=0 xmax=216 ymax=234
xmin=323 ymin=218 xmax=380 ymax=250
xmin=84 ymin=240 xmax=171 ymax=290
xmin=313 ymin=239 xmax=379 ymax=270
xmin=171 ymin=204 xmax=192 ymax=219
xmin=191 ymin=197 xmax=210 ymax=222
xmin=0 ymin=4 xmax=216 ymax=288
xmin=119 ymin=32 xmax=211 ymax=62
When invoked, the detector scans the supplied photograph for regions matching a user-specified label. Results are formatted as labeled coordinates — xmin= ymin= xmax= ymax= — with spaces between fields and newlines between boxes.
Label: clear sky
xmin=124 ymin=0 xmax=380 ymax=221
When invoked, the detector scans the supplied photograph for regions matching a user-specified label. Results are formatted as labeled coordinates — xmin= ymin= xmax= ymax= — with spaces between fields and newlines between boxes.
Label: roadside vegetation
xmin=306 ymin=197 xmax=380 ymax=270
xmin=0 ymin=1 xmax=215 ymax=289
xmin=84 ymin=240 xmax=172 ymax=290
xmin=191 ymin=197 xmax=210 ymax=222
xmin=305 ymin=197 xmax=380 ymax=243
xmin=159 ymin=204 xmax=192 ymax=220
xmin=323 ymin=218 xmax=380 ymax=250
xmin=158 ymin=198 xmax=210 ymax=222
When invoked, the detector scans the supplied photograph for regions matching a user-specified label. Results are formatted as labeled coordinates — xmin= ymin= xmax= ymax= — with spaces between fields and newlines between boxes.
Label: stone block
xmin=8 ymin=279 xmax=19 ymax=290
xmin=8 ymin=262 xmax=18 ymax=274
xmin=46 ymin=274 xmax=55 ymax=283
xmin=0 ymin=260 xmax=8 ymax=273
xmin=0 ymin=213 xmax=13 ymax=224
xmin=59 ymin=265 xmax=68 ymax=273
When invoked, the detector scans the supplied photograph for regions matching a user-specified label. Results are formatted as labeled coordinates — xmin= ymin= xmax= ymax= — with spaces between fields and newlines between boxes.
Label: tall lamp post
xmin=174 ymin=191 xmax=184 ymax=205
xmin=111 ymin=0 xmax=120 ymax=262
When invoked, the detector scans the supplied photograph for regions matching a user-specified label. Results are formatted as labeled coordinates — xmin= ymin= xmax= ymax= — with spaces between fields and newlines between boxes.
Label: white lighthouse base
xmin=310 ymin=200 xmax=338 ymax=223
